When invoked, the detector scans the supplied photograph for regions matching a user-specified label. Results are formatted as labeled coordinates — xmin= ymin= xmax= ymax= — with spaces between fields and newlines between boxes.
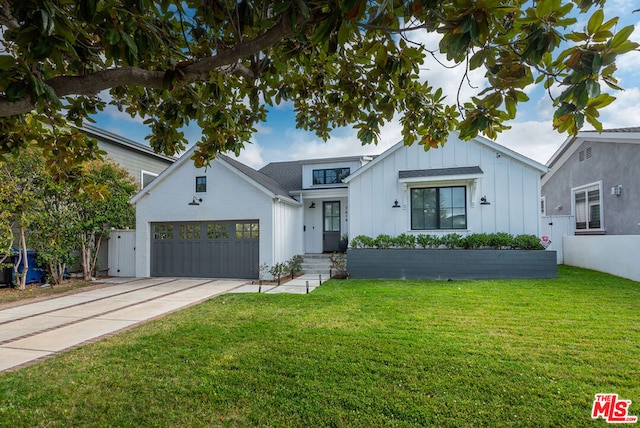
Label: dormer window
xmin=313 ymin=168 xmax=350 ymax=185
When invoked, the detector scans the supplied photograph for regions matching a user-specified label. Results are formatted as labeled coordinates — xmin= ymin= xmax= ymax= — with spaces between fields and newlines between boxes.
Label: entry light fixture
xmin=309 ymin=202 xmax=316 ymax=208
xmin=480 ymin=196 xmax=490 ymax=205
xmin=392 ymin=200 xmax=401 ymax=208
xmin=188 ymin=196 xmax=202 ymax=206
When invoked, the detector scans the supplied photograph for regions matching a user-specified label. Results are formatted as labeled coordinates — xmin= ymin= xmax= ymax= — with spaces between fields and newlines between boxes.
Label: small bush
xmin=395 ymin=233 xmax=416 ymax=249
xmin=350 ymin=235 xmax=375 ymax=249
xmin=287 ymin=255 xmax=304 ymax=277
xmin=416 ymin=234 xmax=441 ymax=249
xmin=464 ymin=233 xmax=490 ymax=249
xmin=329 ymin=252 xmax=347 ymax=278
xmin=373 ymin=234 xmax=394 ymax=249
xmin=440 ymin=233 xmax=463 ymax=249
xmin=514 ymin=234 xmax=544 ymax=250
xmin=488 ymin=232 xmax=514 ymax=249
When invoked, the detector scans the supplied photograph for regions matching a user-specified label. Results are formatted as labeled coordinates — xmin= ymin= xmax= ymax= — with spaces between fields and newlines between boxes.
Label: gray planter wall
xmin=347 ymin=249 xmax=557 ymax=280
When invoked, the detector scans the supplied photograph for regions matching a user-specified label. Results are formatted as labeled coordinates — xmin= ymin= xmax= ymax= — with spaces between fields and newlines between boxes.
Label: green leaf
xmin=296 ymin=0 xmax=310 ymax=19
xmin=105 ymin=29 xmax=121 ymax=45
xmin=609 ymin=25 xmax=635 ymax=49
xmin=586 ymin=9 xmax=603 ymax=35
xmin=0 ymin=55 xmax=16 ymax=70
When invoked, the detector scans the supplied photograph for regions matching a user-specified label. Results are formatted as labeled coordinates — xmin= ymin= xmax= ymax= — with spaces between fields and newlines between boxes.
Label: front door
xmin=323 ymin=201 xmax=340 ymax=252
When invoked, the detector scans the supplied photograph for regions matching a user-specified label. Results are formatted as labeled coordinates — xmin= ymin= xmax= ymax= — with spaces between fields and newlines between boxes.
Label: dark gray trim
xmin=399 ymin=166 xmax=483 ymax=179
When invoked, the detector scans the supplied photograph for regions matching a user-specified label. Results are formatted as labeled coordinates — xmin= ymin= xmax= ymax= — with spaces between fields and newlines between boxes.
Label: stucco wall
xmin=542 ymin=141 xmax=640 ymax=235
xmin=564 ymin=235 xmax=640 ymax=282
xmin=348 ymin=136 xmax=542 ymax=239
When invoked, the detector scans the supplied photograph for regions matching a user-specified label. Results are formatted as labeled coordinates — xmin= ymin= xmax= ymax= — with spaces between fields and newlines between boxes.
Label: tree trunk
xmin=13 ymin=226 xmax=27 ymax=290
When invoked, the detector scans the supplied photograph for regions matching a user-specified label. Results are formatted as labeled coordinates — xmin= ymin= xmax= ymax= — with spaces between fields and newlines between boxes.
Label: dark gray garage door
xmin=151 ymin=221 xmax=259 ymax=278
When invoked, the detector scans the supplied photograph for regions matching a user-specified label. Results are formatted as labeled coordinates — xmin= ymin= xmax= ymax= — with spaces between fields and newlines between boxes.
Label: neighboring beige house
xmin=80 ymin=123 xmax=176 ymax=189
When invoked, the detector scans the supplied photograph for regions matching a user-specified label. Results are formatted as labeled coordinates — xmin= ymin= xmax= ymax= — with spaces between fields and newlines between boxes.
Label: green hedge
xmin=350 ymin=232 xmax=545 ymax=250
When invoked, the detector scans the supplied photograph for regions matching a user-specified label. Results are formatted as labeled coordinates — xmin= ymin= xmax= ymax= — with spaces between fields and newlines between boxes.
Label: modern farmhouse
xmin=131 ymin=133 xmax=547 ymax=278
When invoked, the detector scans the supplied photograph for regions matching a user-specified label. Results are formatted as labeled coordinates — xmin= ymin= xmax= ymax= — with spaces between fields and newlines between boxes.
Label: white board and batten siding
xmin=346 ymin=135 xmax=545 ymax=239
xmin=133 ymin=156 xmax=299 ymax=277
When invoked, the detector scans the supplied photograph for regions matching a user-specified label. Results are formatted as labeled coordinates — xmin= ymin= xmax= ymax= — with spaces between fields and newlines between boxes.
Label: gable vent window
xmin=586 ymin=147 xmax=592 ymax=159
xmin=579 ymin=150 xmax=585 ymax=162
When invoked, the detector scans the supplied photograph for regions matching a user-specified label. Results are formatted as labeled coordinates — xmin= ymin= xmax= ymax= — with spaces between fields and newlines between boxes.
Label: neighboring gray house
xmin=80 ymin=124 xmax=176 ymax=189
xmin=541 ymin=127 xmax=640 ymax=235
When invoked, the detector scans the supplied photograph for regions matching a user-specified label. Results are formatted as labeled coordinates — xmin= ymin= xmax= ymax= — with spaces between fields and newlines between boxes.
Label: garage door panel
xmin=151 ymin=221 xmax=258 ymax=278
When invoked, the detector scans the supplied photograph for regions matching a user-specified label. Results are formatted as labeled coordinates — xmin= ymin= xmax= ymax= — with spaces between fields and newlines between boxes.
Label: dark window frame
xmin=312 ymin=168 xmax=350 ymax=185
xmin=195 ymin=176 xmax=207 ymax=192
xmin=410 ymin=186 xmax=467 ymax=230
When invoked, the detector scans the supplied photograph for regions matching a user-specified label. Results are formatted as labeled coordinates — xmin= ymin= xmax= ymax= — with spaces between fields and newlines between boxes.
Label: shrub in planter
xmin=287 ymin=255 xmax=304 ymax=278
xmin=416 ymin=234 xmax=441 ymax=249
xmin=440 ymin=233 xmax=464 ymax=249
xmin=350 ymin=235 xmax=374 ymax=249
xmin=488 ymin=232 xmax=514 ymax=249
xmin=395 ymin=233 xmax=416 ymax=249
xmin=373 ymin=234 xmax=394 ymax=249
xmin=514 ymin=234 xmax=545 ymax=250
xmin=464 ymin=233 xmax=490 ymax=249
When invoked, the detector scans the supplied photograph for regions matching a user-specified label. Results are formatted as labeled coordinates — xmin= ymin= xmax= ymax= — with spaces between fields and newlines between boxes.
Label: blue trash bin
xmin=12 ymin=250 xmax=45 ymax=284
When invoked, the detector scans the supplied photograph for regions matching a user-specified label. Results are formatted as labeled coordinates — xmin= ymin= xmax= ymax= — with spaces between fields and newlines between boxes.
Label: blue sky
xmin=92 ymin=2 xmax=640 ymax=169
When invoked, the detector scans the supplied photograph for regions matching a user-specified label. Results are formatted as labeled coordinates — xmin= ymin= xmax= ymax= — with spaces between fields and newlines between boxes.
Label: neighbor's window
xmin=411 ymin=186 xmax=466 ymax=230
xmin=196 ymin=176 xmax=207 ymax=192
xmin=574 ymin=184 xmax=601 ymax=231
xmin=312 ymin=168 xmax=350 ymax=185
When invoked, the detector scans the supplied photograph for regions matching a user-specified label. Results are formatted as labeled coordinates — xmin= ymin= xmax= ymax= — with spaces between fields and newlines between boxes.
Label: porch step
xmin=301 ymin=254 xmax=333 ymax=277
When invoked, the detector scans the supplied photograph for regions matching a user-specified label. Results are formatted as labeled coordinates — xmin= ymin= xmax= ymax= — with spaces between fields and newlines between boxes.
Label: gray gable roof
xmin=399 ymin=166 xmax=483 ymax=179
xmin=258 ymin=160 xmax=305 ymax=193
xmin=218 ymin=154 xmax=296 ymax=202
xmin=583 ymin=126 xmax=640 ymax=133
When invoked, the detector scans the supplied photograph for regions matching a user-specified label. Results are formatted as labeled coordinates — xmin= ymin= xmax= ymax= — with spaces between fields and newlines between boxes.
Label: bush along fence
xmin=347 ymin=233 xmax=557 ymax=280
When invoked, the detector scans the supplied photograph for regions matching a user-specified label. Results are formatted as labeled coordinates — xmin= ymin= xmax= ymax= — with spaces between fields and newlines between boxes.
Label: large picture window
xmin=573 ymin=184 xmax=601 ymax=231
xmin=411 ymin=186 xmax=467 ymax=230
xmin=312 ymin=168 xmax=350 ymax=185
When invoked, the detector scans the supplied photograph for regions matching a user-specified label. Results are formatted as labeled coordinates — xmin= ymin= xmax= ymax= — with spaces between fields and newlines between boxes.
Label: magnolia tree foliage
xmin=0 ymin=0 xmax=637 ymax=169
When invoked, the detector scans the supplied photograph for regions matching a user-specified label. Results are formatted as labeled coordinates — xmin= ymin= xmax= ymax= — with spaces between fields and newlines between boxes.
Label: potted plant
xmin=338 ymin=233 xmax=349 ymax=253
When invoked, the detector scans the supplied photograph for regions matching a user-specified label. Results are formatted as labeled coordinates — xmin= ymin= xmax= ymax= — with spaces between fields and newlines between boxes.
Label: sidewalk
xmin=233 ymin=273 xmax=328 ymax=294
xmin=0 ymin=277 xmax=245 ymax=373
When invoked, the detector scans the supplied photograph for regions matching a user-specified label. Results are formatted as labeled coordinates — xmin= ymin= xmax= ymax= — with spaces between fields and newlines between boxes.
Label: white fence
xmin=541 ymin=215 xmax=575 ymax=264
xmin=563 ymin=235 xmax=640 ymax=282
xmin=107 ymin=229 xmax=136 ymax=277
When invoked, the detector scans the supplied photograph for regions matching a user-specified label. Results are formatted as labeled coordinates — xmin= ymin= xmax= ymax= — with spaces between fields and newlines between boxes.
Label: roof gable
xmin=130 ymin=146 xmax=297 ymax=205
xmin=344 ymin=132 xmax=546 ymax=183
xmin=543 ymin=127 xmax=640 ymax=185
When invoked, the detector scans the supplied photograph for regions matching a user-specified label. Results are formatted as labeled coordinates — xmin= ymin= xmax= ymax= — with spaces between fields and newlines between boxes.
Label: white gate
xmin=108 ymin=229 xmax=136 ymax=277
xmin=541 ymin=215 xmax=574 ymax=264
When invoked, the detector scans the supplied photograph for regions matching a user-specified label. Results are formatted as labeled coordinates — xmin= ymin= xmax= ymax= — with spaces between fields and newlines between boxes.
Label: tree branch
xmin=0 ymin=12 xmax=299 ymax=118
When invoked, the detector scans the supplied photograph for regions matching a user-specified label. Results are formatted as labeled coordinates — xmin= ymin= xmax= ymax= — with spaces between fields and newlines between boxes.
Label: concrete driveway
xmin=0 ymin=277 xmax=246 ymax=373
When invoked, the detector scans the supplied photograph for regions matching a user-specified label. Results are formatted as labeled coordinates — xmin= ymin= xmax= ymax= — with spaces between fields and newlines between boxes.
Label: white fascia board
xmin=343 ymin=140 xmax=405 ymax=183
xmin=298 ymin=188 xmax=349 ymax=199
xmin=473 ymin=134 xmax=548 ymax=173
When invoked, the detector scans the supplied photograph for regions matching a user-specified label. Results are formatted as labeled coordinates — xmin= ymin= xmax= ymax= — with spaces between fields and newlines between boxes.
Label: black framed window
xmin=196 ymin=176 xmax=207 ymax=192
xmin=411 ymin=186 xmax=467 ymax=230
xmin=312 ymin=168 xmax=350 ymax=185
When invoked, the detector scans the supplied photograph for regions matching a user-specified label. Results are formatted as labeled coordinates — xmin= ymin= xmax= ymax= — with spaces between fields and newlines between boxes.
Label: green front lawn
xmin=1 ymin=266 xmax=638 ymax=427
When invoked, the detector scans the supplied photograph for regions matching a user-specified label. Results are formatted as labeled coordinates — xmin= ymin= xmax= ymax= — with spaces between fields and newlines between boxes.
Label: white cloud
xmin=495 ymin=121 xmax=563 ymax=164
